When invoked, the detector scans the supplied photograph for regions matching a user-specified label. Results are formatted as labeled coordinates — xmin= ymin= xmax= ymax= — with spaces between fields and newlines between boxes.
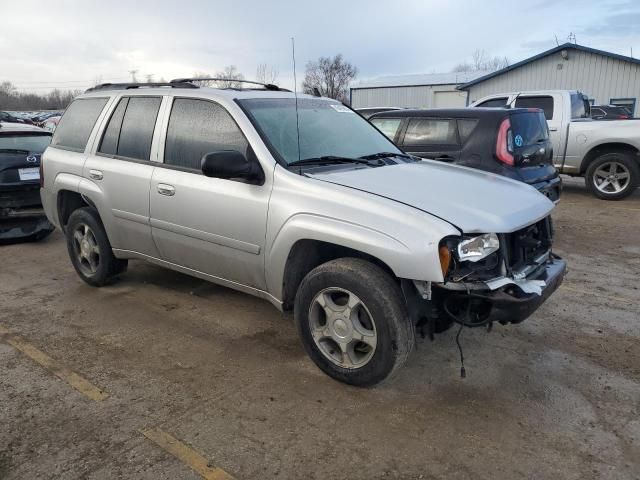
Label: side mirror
xmin=201 ymin=150 xmax=262 ymax=183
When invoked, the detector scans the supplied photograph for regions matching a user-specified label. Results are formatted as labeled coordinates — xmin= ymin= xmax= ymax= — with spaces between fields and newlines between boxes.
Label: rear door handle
xmin=88 ymin=169 xmax=103 ymax=180
xmin=157 ymin=183 xmax=175 ymax=196
xmin=549 ymin=127 xmax=558 ymax=132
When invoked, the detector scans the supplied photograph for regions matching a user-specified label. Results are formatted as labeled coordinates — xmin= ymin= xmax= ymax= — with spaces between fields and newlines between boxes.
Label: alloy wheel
xmin=308 ymin=287 xmax=377 ymax=369
xmin=71 ymin=223 xmax=100 ymax=276
xmin=593 ymin=161 xmax=631 ymax=194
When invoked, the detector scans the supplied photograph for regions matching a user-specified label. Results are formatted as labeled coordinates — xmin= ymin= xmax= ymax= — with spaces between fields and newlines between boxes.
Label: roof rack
xmin=85 ymin=81 xmax=198 ymax=92
xmin=170 ymin=77 xmax=289 ymax=92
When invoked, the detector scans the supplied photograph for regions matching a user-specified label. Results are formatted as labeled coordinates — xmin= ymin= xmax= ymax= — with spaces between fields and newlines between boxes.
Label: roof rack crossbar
xmin=170 ymin=77 xmax=287 ymax=91
xmin=85 ymin=81 xmax=198 ymax=92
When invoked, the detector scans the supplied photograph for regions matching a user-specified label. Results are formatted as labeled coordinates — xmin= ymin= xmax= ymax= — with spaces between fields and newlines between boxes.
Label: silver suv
xmin=41 ymin=80 xmax=566 ymax=386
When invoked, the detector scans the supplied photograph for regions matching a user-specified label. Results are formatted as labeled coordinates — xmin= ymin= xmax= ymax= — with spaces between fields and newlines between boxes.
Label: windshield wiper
xmin=288 ymin=156 xmax=376 ymax=167
xmin=358 ymin=151 xmax=412 ymax=161
xmin=0 ymin=149 xmax=30 ymax=154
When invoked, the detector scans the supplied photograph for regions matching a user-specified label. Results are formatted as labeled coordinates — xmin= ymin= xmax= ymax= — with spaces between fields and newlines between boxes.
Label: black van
xmin=369 ymin=107 xmax=562 ymax=201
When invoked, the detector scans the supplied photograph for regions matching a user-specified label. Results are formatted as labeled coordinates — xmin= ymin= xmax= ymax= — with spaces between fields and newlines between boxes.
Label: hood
xmin=308 ymin=160 xmax=554 ymax=234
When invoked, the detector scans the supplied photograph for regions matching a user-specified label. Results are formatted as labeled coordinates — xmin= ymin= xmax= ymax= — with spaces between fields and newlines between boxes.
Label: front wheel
xmin=586 ymin=152 xmax=639 ymax=200
xmin=294 ymin=258 xmax=414 ymax=387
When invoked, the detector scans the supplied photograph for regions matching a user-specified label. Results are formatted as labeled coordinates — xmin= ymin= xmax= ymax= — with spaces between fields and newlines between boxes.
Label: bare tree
xmin=302 ymin=54 xmax=357 ymax=102
xmin=191 ymin=66 xmax=245 ymax=88
xmin=256 ymin=63 xmax=279 ymax=84
xmin=145 ymin=74 xmax=155 ymax=83
xmin=452 ymin=49 xmax=509 ymax=73
xmin=0 ymin=81 xmax=81 ymax=110
xmin=128 ymin=69 xmax=139 ymax=82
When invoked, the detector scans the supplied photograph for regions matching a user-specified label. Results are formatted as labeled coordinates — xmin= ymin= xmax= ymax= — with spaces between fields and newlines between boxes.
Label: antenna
xmin=291 ymin=37 xmax=301 ymax=163
xmin=554 ymin=34 xmax=559 ymax=46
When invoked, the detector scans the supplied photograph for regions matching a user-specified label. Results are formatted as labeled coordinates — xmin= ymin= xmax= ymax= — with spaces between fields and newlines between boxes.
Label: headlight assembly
xmin=457 ymin=233 xmax=500 ymax=263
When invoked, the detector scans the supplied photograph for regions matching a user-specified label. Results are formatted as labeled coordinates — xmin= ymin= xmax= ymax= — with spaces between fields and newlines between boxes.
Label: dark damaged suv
xmin=0 ymin=122 xmax=54 ymax=242
xmin=370 ymin=107 xmax=562 ymax=202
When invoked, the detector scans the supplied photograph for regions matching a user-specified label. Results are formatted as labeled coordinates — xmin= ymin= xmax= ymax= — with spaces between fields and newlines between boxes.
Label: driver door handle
xmin=157 ymin=184 xmax=175 ymax=196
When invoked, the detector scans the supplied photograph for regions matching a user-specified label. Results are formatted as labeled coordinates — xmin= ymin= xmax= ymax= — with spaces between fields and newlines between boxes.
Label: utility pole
xmin=128 ymin=69 xmax=138 ymax=82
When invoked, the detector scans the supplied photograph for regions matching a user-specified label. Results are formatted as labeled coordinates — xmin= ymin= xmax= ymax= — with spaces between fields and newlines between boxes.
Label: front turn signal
xmin=439 ymin=245 xmax=451 ymax=278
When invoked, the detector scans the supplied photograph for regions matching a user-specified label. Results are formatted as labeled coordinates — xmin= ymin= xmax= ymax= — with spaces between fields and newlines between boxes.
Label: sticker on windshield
xmin=330 ymin=104 xmax=354 ymax=113
xmin=514 ymin=134 xmax=524 ymax=147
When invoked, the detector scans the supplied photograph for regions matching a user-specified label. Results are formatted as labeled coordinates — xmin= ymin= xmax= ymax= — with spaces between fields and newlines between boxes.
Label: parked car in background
xmin=356 ymin=107 xmax=403 ymax=119
xmin=370 ymin=107 xmax=562 ymax=202
xmin=590 ymin=105 xmax=632 ymax=120
xmin=32 ymin=111 xmax=63 ymax=124
xmin=42 ymin=116 xmax=61 ymax=132
xmin=470 ymin=90 xmax=640 ymax=200
xmin=0 ymin=111 xmax=33 ymax=125
xmin=40 ymin=81 xmax=566 ymax=386
xmin=0 ymin=122 xmax=54 ymax=242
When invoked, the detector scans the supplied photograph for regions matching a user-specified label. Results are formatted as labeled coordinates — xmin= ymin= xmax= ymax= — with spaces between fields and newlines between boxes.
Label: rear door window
xmin=476 ymin=97 xmax=508 ymax=108
xmin=164 ymin=98 xmax=248 ymax=171
xmin=510 ymin=112 xmax=549 ymax=147
xmin=116 ymin=97 xmax=162 ymax=160
xmin=514 ymin=96 xmax=554 ymax=120
xmin=370 ymin=118 xmax=402 ymax=140
xmin=52 ymin=97 xmax=108 ymax=151
xmin=403 ymin=118 xmax=457 ymax=146
xmin=98 ymin=97 xmax=129 ymax=156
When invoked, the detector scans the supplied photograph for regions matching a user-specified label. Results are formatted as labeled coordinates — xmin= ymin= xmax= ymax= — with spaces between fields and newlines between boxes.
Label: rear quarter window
xmin=403 ymin=118 xmax=457 ymax=146
xmin=51 ymin=97 xmax=108 ymax=151
xmin=370 ymin=118 xmax=402 ymax=140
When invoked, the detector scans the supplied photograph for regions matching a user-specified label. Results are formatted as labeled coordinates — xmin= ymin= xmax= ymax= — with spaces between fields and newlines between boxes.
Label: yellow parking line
xmin=560 ymin=285 xmax=635 ymax=305
xmin=141 ymin=428 xmax=235 ymax=480
xmin=0 ymin=325 xmax=108 ymax=401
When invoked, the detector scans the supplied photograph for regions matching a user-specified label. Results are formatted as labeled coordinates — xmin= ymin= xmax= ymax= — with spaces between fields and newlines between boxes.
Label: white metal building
xmin=349 ymin=71 xmax=488 ymax=109
xmin=459 ymin=43 xmax=640 ymax=115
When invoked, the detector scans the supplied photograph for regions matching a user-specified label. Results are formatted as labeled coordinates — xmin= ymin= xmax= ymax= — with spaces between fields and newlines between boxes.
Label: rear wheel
xmin=586 ymin=152 xmax=639 ymax=200
xmin=65 ymin=207 xmax=127 ymax=287
xmin=294 ymin=258 xmax=414 ymax=387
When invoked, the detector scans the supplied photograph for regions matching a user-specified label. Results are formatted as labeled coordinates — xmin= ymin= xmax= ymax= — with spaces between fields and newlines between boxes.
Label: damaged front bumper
xmin=433 ymin=254 xmax=566 ymax=325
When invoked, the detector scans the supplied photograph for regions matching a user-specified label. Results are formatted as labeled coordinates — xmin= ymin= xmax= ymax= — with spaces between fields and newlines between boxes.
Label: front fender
xmin=265 ymin=213 xmax=446 ymax=301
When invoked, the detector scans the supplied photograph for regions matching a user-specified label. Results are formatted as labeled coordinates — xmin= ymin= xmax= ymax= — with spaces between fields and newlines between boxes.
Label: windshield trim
xmin=234 ymin=97 xmax=404 ymax=169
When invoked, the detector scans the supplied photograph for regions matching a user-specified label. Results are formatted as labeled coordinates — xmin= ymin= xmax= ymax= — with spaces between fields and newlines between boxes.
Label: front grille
xmin=504 ymin=216 xmax=553 ymax=272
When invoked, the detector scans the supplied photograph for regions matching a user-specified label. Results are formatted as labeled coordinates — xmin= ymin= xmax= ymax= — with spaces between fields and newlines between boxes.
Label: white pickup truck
xmin=470 ymin=90 xmax=640 ymax=200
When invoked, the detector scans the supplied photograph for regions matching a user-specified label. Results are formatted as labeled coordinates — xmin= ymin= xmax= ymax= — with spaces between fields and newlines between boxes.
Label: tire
xmin=585 ymin=152 xmax=640 ymax=200
xmin=294 ymin=258 xmax=414 ymax=387
xmin=65 ymin=207 xmax=128 ymax=287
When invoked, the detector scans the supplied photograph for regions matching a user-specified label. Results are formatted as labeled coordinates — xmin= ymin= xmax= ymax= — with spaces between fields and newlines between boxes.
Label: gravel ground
xmin=0 ymin=178 xmax=638 ymax=480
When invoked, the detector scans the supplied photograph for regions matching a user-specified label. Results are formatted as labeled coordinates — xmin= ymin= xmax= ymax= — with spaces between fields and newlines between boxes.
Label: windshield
xmin=238 ymin=98 xmax=402 ymax=165
xmin=0 ymin=134 xmax=51 ymax=153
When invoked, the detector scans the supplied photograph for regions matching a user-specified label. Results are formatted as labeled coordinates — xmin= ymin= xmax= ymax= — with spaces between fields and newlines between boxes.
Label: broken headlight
xmin=456 ymin=233 xmax=500 ymax=263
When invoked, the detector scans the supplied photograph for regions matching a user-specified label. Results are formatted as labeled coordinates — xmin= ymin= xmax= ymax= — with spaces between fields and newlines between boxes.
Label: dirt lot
xmin=1 ymin=178 xmax=638 ymax=480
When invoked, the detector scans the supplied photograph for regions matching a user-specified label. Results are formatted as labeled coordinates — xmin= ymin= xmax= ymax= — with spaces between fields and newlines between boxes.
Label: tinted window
xmin=403 ymin=119 xmax=457 ymax=146
xmin=98 ymin=97 xmax=128 ymax=155
xmin=116 ymin=97 xmax=161 ymax=160
xmin=609 ymin=99 xmax=635 ymax=116
xmin=477 ymin=97 xmax=507 ymax=108
xmin=457 ymin=119 xmax=479 ymax=143
xmin=370 ymin=118 xmax=402 ymax=140
xmin=510 ymin=112 xmax=549 ymax=147
xmin=52 ymin=98 xmax=108 ymax=151
xmin=165 ymin=98 xmax=248 ymax=171
xmin=0 ymin=134 xmax=51 ymax=153
xmin=515 ymin=96 xmax=554 ymax=120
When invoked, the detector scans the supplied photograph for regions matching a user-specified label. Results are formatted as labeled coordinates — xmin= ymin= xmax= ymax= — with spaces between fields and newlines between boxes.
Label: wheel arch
xmin=580 ymin=142 xmax=639 ymax=174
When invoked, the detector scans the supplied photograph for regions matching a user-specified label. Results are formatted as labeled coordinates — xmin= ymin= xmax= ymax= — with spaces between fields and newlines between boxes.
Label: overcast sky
xmin=3 ymin=0 xmax=640 ymax=93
